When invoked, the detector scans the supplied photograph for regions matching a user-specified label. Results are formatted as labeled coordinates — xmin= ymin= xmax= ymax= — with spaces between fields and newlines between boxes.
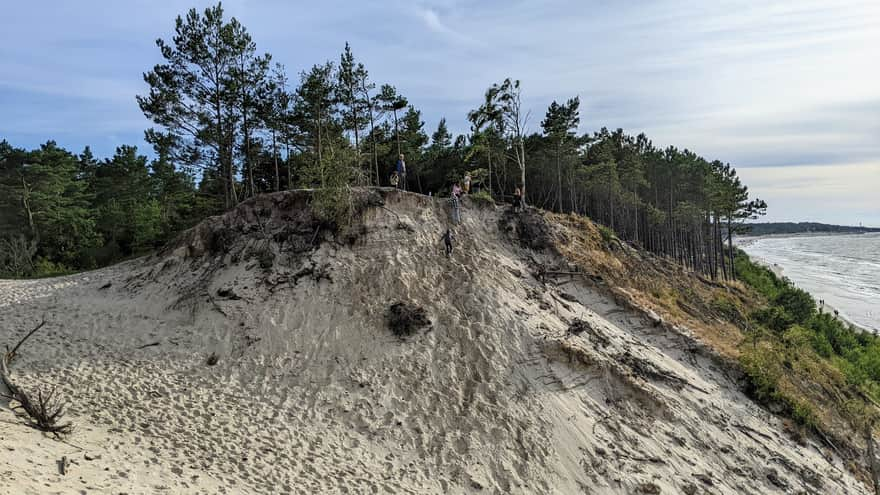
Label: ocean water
xmin=741 ymin=233 xmax=880 ymax=332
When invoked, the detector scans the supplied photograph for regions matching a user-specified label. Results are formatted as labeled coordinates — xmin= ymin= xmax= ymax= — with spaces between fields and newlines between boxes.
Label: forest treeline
xmin=1 ymin=3 xmax=765 ymax=277
xmin=743 ymin=222 xmax=880 ymax=236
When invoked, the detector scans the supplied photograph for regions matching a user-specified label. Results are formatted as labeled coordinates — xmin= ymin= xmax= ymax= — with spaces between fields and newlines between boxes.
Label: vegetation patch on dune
xmin=550 ymin=209 xmax=880 ymax=483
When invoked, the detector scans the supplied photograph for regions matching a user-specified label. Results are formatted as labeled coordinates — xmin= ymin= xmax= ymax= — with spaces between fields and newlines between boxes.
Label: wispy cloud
xmin=413 ymin=6 xmax=480 ymax=46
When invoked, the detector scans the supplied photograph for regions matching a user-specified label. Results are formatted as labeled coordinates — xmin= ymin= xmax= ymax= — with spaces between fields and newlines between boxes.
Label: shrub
xmin=387 ymin=302 xmax=430 ymax=337
xmin=782 ymin=325 xmax=813 ymax=350
xmin=469 ymin=190 xmax=494 ymax=205
xmin=790 ymin=400 xmax=817 ymax=428
xmin=711 ymin=296 xmax=745 ymax=326
xmin=736 ymin=247 xmax=880 ymax=435
xmin=733 ymin=249 xmax=784 ymax=299
xmin=773 ymin=286 xmax=815 ymax=324
xmin=751 ymin=306 xmax=794 ymax=333
xmin=31 ymin=258 xmax=73 ymax=278
xmin=740 ymin=344 xmax=784 ymax=402
xmin=597 ymin=225 xmax=616 ymax=245
xmin=808 ymin=312 xmax=860 ymax=356
xmin=312 ymin=187 xmax=352 ymax=229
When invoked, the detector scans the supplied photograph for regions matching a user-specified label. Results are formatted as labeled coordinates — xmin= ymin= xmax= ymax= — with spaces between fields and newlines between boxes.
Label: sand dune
xmin=0 ymin=190 xmax=869 ymax=493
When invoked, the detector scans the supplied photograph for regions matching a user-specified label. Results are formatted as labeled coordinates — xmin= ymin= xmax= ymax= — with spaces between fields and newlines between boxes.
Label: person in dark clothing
xmin=512 ymin=187 xmax=523 ymax=212
xmin=441 ymin=229 xmax=455 ymax=257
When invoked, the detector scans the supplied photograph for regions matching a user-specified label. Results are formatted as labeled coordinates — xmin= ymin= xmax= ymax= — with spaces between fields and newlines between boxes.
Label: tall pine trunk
xmin=272 ymin=128 xmax=279 ymax=192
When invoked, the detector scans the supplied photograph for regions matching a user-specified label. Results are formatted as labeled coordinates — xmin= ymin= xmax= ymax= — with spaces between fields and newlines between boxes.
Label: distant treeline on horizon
xmin=744 ymin=222 xmax=880 ymax=236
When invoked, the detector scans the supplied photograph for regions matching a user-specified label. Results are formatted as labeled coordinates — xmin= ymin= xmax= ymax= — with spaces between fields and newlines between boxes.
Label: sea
xmin=740 ymin=233 xmax=880 ymax=333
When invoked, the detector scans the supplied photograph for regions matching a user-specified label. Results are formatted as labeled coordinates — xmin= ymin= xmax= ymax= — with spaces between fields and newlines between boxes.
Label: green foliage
xmin=1 ymin=4 xmax=771 ymax=287
xmin=469 ymin=190 xmax=494 ymax=205
xmin=739 ymin=343 xmax=818 ymax=427
xmin=132 ymin=200 xmax=164 ymax=250
xmin=711 ymin=296 xmax=742 ymax=323
xmin=734 ymin=249 xmax=784 ymax=299
xmin=0 ymin=139 xmax=207 ymax=277
xmin=752 ymin=306 xmax=796 ymax=333
xmin=790 ymin=400 xmax=818 ymax=428
xmin=736 ymin=249 xmax=880 ymax=431
xmin=311 ymin=186 xmax=353 ymax=229
xmin=597 ymin=225 xmax=616 ymax=245
xmin=32 ymin=258 xmax=73 ymax=278
xmin=773 ymin=286 xmax=815 ymax=325
xmin=740 ymin=344 xmax=784 ymax=402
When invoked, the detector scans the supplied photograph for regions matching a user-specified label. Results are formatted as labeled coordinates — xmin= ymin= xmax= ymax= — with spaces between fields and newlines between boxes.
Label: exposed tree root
xmin=1 ymin=321 xmax=73 ymax=437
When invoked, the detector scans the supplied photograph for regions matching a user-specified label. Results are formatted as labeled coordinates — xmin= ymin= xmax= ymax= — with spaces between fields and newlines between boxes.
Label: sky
xmin=1 ymin=0 xmax=878 ymax=225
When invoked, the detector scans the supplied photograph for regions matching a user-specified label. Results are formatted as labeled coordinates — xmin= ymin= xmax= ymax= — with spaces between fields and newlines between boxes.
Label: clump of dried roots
xmin=1 ymin=321 xmax=73 ymax=437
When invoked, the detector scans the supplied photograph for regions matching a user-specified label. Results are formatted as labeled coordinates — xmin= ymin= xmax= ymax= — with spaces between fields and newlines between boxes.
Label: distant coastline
xmin=741 ymin=222 xmax=880 ymax=237
xmin=742 ymin=247 xmax=869 ymax=332
xmin=740 ymin=233 xmax=880 ymax=333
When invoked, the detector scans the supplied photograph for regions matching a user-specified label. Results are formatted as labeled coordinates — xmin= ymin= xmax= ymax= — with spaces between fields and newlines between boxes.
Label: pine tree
xmin=138 ymin=2 xmax=262 ymax=208
xmin=541 ymin=97 xmax=580 ymax=211
xmin=336 ymin=43 xmax=371 ymax=183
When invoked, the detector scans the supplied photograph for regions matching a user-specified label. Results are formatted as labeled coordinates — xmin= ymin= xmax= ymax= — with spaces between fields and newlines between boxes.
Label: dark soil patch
xmin=387 ymin=302 xmax=430 ymax=337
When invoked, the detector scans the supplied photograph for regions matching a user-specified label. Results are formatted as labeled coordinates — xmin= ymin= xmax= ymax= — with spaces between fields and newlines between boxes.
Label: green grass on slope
xmin=734 ymin=249 xmax=880 ymax=433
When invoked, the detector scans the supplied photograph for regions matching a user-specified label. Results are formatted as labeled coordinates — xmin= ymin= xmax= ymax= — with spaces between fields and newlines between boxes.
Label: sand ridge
xmin=0 ymin=190 xmax=870 ymax=493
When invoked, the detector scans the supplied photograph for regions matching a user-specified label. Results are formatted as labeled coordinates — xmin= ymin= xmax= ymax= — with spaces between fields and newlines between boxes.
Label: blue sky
xmin=2 ymin=0 xmax=878 ymax=225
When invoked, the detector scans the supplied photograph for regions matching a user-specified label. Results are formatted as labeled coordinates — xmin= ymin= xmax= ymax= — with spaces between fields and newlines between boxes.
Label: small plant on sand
xmin=387 ymin=302 xmax=430 ymax=337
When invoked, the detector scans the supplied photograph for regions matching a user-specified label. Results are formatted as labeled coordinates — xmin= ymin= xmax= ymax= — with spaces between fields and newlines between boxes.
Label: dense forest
xmin=0 ymin=3 xmax=765 ymax=278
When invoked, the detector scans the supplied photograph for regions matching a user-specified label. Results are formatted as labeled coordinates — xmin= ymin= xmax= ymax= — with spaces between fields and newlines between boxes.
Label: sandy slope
xmin=0 ymin=189 xmax=870 ymax=494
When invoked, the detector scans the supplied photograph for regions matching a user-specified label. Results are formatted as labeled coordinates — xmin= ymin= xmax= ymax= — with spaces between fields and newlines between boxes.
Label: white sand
xmin=0 ymin=191 xmax=869 ymax=494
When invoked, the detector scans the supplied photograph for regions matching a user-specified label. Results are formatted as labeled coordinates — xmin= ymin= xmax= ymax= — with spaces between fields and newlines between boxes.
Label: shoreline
xmin=737 ymin=231 xmax=880 ymax=241
xmin=742 ymin=248 xmax=873 ymax=334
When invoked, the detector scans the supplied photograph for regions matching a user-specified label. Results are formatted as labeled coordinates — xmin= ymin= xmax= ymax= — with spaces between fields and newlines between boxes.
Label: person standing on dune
xmin=450 ymin=188 xmax=462 ymax=224
xmin=396 ymin=154 xmax=407 ymax=191
xmin=441 ymin=228 xmax=455 ymax=257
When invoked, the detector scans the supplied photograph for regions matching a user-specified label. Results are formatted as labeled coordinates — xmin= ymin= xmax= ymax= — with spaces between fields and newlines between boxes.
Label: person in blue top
xmin=396 ymin=154 xmax=406 ymax=191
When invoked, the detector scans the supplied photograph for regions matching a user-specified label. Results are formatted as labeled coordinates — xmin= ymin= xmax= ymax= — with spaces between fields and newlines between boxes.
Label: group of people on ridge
xmin=386 ymin=157 xmax=524 ymax=257
xmin=441 ymin=177 xmax=525 ymax=258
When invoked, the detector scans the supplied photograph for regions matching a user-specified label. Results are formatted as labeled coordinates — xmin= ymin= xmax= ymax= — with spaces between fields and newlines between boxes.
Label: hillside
xmin=743 ymin=222 xmax=880 ymax=236
xmin=0 ymin=188 xmax=870 ymax=494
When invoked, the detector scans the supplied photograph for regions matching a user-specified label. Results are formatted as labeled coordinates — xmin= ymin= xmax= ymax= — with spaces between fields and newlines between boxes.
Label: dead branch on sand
xmin=1 ymin=320 xmax=73 ymax=436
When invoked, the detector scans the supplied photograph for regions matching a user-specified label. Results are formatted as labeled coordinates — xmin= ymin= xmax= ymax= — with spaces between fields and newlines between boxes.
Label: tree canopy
xmin=2 ymin=2 xmax=765 ymax=284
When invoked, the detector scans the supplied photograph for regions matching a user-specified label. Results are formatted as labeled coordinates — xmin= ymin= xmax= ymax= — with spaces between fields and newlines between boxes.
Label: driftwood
xmin=1 ymin=321 xmax=73 ymax=436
